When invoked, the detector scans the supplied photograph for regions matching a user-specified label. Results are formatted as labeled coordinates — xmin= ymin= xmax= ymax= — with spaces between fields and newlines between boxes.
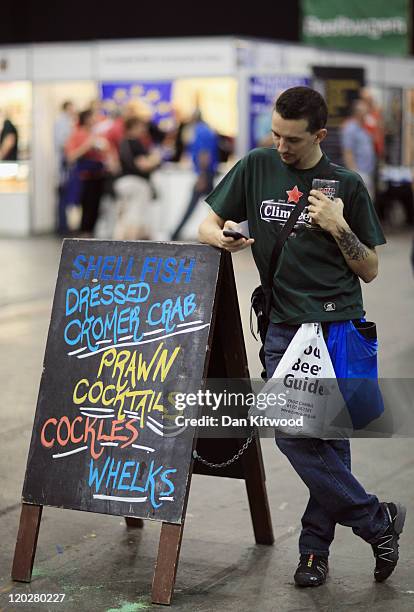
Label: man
xmin=198 ymin=87 xmax=406 ymax=587
xmin=360 ymin=88 xmax=385 ymax=161
xmin=54 ymin=100 xmax=75 ymax=157
xmin=54 ymin=101 xmax=76 ymax=234
xmin=171 ymin=110 xmax=218 ymax=240
xmin=341 ymin=99 xmax=376 ymax=198
xmin=65 ymin=109 xmax=110 ymax=236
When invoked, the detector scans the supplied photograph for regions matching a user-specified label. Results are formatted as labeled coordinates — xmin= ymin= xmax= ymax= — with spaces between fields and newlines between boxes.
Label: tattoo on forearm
xmin=335 ymin=226 xmax=369 ymax=260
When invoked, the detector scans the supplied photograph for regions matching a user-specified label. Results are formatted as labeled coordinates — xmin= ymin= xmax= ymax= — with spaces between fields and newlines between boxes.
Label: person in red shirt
xmin=65 ymin=109 xmax=109 ymax=235
xmin=361 ymin=88 xmax=385 ymax=160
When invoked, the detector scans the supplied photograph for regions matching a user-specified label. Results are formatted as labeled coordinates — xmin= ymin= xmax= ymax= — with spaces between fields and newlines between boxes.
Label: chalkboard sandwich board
xmin=13 ymin=239 xmax=273 ymax=605
xmin=22 ymin=239 xmax=223 ymax=523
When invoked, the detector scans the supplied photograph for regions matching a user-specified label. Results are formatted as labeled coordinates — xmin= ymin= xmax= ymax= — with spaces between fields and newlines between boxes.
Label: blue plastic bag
xmin=327 ymin=321 xmax=384 ymax=429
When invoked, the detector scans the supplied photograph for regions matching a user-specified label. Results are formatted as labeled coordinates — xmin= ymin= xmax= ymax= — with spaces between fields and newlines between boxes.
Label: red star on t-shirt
xmin=286 ymin=185 xmax=303 ymax=204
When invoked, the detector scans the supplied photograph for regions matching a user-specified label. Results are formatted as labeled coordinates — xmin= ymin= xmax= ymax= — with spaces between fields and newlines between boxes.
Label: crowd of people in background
xmin=2 ymin=87 xmax=413 ymax=240
xmin=341 ymin=89 xmax=414 ymax=228
xmin=56 ymin=99 xmax=165 ymax=238
xmin=54 ymin=99 xmax=228 ymax=240
xmin=57 ymin=90 xmax=393 ymax=242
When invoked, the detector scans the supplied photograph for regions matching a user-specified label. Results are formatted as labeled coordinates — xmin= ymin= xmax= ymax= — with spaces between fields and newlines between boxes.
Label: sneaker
xmin=372 ymin=501 xmax=406 ymax=583
xmin=294 ymin=553 xmax=329 ymax=587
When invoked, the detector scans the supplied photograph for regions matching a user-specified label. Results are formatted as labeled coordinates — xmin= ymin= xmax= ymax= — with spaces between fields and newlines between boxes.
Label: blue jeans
xmin=264 ymin=321 xmax=389 ymax=557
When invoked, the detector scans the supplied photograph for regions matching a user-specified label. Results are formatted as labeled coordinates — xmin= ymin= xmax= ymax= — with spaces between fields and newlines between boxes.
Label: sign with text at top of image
xmin=302 ymin=0 xmax=410 ymax=56
xmin=22 ymin=240 xmax=220 ymax=524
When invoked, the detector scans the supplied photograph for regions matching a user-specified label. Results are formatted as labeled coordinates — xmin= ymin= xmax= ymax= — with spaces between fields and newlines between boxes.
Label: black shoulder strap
xmin=266 ymin=198 xmax=306 ymax=288
xmin=265 ymin=159 xmax=337 ymax=289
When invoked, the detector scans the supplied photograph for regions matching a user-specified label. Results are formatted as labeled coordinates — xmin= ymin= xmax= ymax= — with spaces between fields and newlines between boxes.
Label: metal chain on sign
xmin=192 ymin=428 xmax=256 ymax=469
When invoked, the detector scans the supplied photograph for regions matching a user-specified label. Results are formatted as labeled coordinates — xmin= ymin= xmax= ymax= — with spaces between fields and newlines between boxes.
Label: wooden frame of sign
xmin=12 ymin=240 xmax=273 ymax=605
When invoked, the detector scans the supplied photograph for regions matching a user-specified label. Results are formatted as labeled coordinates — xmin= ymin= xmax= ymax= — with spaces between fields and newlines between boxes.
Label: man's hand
xmin=218 ymin=221 xmax=254 ymax=252
xmin=198 ymin=211 xmax=254 ymax=252
xmin=307 ymin=189 xmax=345 ymax=233
xmin=308 ymin=190 xmax=378 ymax=282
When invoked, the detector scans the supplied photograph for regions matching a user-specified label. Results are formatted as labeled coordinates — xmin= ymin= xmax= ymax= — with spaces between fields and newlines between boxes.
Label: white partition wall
xmin=0 ymin=47 xmax=29 ymax=82
xmin=0 ymin=48 xmax=31 ymax=235
xmin=95 ymin=38 xmax=235 ymax=80
xmin=31 ymin=44 xmax=94 ymax=81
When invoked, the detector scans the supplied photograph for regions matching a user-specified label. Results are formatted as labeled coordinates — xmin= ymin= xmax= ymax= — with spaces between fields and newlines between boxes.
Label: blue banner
xmin=249 ymin=76 xmax=311 ymax=150
xmin=100 ymin=81 xmax=173 ymax=129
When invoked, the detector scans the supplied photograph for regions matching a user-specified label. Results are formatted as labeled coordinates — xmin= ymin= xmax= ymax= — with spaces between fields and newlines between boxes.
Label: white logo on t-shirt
xmin=260 ymin=200 xmax=311 ymax=226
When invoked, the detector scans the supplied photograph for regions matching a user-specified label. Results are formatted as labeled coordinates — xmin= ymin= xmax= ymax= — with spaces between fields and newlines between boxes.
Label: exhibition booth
xmin=1 ymin=37 xmax=414 ymax=236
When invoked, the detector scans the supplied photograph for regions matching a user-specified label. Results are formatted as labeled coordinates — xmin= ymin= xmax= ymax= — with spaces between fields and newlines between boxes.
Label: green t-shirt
xmin=205 ymin=148 xmax=386 ymax=324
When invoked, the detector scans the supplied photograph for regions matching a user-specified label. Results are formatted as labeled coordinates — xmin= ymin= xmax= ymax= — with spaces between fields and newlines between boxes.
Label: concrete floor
xmin=0 ymin=231 xmax=413 ymax=612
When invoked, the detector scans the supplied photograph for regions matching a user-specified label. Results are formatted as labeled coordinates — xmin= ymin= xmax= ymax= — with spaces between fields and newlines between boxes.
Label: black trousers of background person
xmin=80 ymin=177 xmax=105 ymax=233
xmin=376 ymin=182 xmax=414 ymax=227
xmin=171 ymin=172 xmax=215 ymax=241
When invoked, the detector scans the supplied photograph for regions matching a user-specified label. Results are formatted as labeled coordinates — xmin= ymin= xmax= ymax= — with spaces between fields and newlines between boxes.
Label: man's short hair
xmin=275 ymin=87 xmax=328 ymax=133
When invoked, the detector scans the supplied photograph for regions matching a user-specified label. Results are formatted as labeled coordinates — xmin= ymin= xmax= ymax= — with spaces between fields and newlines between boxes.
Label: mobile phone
xmin=223 ymin=229 xmax=246 ymax=240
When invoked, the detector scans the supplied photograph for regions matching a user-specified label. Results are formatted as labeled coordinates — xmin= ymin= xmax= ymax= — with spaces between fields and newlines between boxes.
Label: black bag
xmin=250 ymin=285 xmax=271 ymax=344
